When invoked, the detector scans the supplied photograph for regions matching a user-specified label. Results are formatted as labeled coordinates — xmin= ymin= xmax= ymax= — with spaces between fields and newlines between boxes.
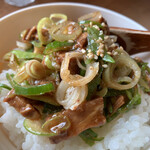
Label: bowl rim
xmin=0 ymin=2 xmax=147 ymax=30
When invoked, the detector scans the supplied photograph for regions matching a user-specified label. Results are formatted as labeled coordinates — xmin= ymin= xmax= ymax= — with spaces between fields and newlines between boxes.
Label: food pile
xmin=0 ymin=12 xmax=150 ymax=146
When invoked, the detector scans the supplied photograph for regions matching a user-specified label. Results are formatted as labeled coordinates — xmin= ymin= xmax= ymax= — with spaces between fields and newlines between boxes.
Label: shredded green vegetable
xmin=86 ymin=67 xmax=103 ymax=100
xmin=87 ymin=27 xmax=104 ymax=55
xmin=79 ymin=20 xmax=103 ymax=29
xmin=137 ymin=61 xmax=150 ymax=92
xmin=106 ymin=87 xmax=141 ymax=122
xmin=6 ymin=73 xmax=54 ymax=96
xmin=43 ymin=103 xmax=63 ymax=114
xmin=0 ymin=83 xmax=12 ymax=90
xmin=80 ymin=128 xmax=104 ymax=146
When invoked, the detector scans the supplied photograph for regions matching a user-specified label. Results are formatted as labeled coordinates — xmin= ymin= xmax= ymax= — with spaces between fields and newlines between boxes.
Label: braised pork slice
xmin=3 ymin=89 xmax=41 ymax=120
xmin=74 ymin=32 xmax=88 ymax=49
xmin=49 ymin=97 xmax=106 ymax=143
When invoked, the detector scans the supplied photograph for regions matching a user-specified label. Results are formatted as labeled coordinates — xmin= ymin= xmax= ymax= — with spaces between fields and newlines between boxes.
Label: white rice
xmin=0 ymin=69 xmax=150 ymax=150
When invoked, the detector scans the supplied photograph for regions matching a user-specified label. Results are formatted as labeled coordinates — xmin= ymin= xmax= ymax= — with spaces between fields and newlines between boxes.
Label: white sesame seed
xmin=119 ymin=46 xmax=124 ymax=50
xmin=113 ymin=51 xmax=118 ymax=56
xmin=88 ymin=49 xmax=91 ymax=53
xmin=97 ymin=50 xmax=100 ymax=56
xmin=90 ymin=22 xmax=93 ymax=27
xmin=68 ymin=40 xmax=74 ymax=43
xmin=99 ymin=15 xmax=102 ymax=19
xmin=111 ymin=39 xmax=115 ymax=43
xmin=100 ymin=53 xmax=104 ymax=58
xmin=110 ymin=43 xmax=116 ymax=48
xmin=101 ymin=22 xmax=106 ymax=27
xmin=87 ymin=53 xmax=94 ymax=59
xmin=94 ymin=55 xmax=98 ymax=60
xmin=102 ymin=64 xmax=108 ymax=68
xmin=107 ymin=51 xmax=112 ymax=55
xmin=90 ymin=66 xmax=94 ymax=70
xmin=98 ymin=37 xmax=103 ymax=41
xmin=104 ymin=36 xmax=109 ymax=40
xmin=84 ymin=27 xmax=87 ymax=31
xmin=81 ymin=49 xmax=86 ymax=54
xmin=96 ymin=39 xmax=100 ymax=43
xmin=92 ymin=25 xmax=99 ymax=30
xmin=99 ymin=30 xmax=103 ymax=35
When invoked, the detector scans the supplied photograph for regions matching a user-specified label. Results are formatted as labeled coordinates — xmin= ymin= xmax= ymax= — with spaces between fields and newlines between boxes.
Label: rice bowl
xmin=0 ymin=3 xmax=150 ymax=150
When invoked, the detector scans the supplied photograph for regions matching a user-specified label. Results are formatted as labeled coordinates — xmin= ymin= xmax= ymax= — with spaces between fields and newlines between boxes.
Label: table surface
xmin=0 ymin=0 xmax=150 ymax=30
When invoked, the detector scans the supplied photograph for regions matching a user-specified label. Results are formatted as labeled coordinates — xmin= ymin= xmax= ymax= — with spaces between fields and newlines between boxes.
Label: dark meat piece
xmin=3 ymin=89 xmax=41 ymax=120
xmin=68 ymin=58 xmax=80 ymax=75
xmin=23 ymin=26 xmax=37 ymax=41
xmin=74 ymin=32 xmax=88 ymax=49
xmin=49 ymin=97 xmax=106 ymax=143
xmin=112 ymin=95 xmax=125 ymax=114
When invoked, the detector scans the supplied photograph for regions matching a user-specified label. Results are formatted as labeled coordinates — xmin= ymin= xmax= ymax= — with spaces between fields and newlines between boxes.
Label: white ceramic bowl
xmin=0 ymin=2 xmax=149 ymax=150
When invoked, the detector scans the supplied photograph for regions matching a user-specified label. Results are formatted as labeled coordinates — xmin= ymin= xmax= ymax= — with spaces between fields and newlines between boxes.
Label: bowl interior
xmin=0 ymin=2 xmax=147 ymax=150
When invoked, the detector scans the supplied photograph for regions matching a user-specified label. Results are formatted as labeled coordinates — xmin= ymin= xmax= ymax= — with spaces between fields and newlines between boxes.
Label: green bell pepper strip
xmin=80 ymin=128 xmax=104 ymax=146
xmin=11 ymin=50 xmax=43 ymax=60
xmin=44 ymin=41 xmax=74 ymax=54
xmin=6 ymin=73 xmax=54 ymax=96
xmin=0 ymin=83 xmax=12 ymax=90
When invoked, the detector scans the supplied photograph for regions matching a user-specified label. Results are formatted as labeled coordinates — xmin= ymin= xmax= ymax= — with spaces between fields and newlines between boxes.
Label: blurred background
xmin=0 ymin=0 xmax=150 ymax=30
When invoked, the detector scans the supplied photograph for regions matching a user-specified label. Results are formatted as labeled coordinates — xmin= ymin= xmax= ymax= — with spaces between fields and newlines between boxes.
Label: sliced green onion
xmin=37 ymin=17 xmax=53 ymax=45
xmin=11 ymin=50 xmax=43 ymax=60
xmin=44 ymin=41 xmax=74 ymax=54
xmin=50 ymin=21 xmax=82 ymax=42
xmin=0 ymin=83 xmax=11 ymax=90
xmin=97 ymin=87 xmax=108 ymax=97
xmin=42 ymin=114 xmax=70 ymax=134
xmin=50 ymin=13 xmax=67 ymax=24
xmin=6 ymin=73 xmax=54 ymax=96
xmin=80 ymin=128 xmax=104 ymax=146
